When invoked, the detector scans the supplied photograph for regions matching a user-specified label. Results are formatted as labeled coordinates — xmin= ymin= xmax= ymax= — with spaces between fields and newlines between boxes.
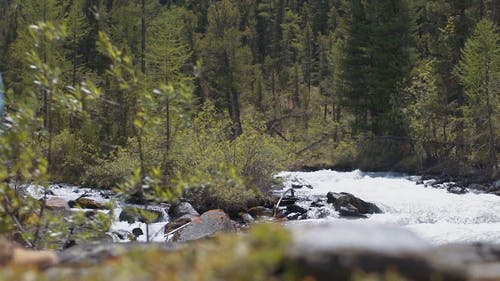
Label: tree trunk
xmin=141 ymin=0 xmax=146 ymax=74
xmin=485 ymin=62 xmax=497 ymax=176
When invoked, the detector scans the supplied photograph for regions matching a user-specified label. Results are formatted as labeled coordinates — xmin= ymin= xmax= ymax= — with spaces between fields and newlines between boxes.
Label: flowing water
xmin=26 ymin=169 xmax=500 ymax=244
xmin=278 ymin=170 xmax=500 ymax=245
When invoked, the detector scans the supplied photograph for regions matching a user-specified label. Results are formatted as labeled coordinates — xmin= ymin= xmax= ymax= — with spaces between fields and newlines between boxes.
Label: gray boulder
xmin=287 ymin=222 xmax=465 ymax=281
xmin=172 ymin=209 xmax=235 ymax=242
xmin=248 ymin=206 xmax=274 ymax=218
xmin=119 ymin=207 xmax=163 ymax=224
xmin=168 ymin=202 xmax=200 ymax=220
xmin=326 ymin=192 xmax=382 ymax=217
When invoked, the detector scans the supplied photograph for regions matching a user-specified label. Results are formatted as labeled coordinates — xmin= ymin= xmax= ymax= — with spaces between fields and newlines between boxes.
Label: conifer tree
xmin=456 ymin=19 xmax=500 ymax=175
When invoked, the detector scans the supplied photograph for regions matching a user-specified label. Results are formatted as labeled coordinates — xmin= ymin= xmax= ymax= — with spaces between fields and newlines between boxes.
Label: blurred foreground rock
xmin=0 ymin=238 xmax=58 ymax=268
xmin=287 ymin=222 xmax=500 ymax=281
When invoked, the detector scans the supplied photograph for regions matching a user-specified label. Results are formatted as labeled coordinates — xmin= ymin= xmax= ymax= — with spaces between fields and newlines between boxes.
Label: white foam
xmin=279 ymin=170 xmax=500 ymax=245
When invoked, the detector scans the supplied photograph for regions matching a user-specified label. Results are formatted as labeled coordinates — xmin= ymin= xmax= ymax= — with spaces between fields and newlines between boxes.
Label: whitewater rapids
xmin=278 ymin=170 xmax=500 ymax=245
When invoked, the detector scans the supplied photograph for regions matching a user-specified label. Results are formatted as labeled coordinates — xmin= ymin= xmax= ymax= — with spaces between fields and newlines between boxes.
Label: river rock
xmin=44 ymin=197 xmax=69 ymax=210
xmin=110 ymin=230 xmax=134 ymax=241
xmin=168 ymin=202 xmax=199 ymax=220
xmin=277 ymin=196 xmax=299 ymax=206
xmin=72 ymin=197 xmax=109 ymax=210
xmin=327 ymin=192 xmax=382 ymax=216
xmin=337 ymin=204 xmax=367 ymax=218
xmin=286 ymin=204 xmax=307 ymax=215
xmin=492 ymin=179 xmax=500 ymax=190
xmin=447 ymin=185 xmax=468 ymax=194
xmin=239 ymin=212 xmax=255 ymax=224
xmin=287 ymin=222 xmax=465 ymax=281
xmin=164 ymin=216 xmax=194 ymax=234
xmin=290 ymin=178 xmax=313 ymax=189
xmin=172 ymin=209 xmax=235 ymax=242
xmin=119 ymin=207 xmax=163 ymax=224
xmin=132 ymin=228 xmax=144 ymax=238
xmin=248 ymin=206 xmax=274 ymax=217
xmin=468 ymin=183 xmax=489 ymax=192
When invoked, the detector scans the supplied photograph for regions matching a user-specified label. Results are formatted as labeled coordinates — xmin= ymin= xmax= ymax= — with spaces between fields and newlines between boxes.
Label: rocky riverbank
xmin=7 ymin=170 xmax=500 ymax=280
xmin=2 ymin=222 xmax=500 ymax=281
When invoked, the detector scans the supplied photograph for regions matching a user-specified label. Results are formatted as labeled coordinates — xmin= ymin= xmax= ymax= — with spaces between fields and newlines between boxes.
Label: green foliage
xmin=455 ymin=19 xmax=500 ymax=173
xmin=0 ymin=224 xmax=292 ymax=281
xmin=175 ymin=162 xmax=258 ymax=216
xmin=50 ymin=130 xmax=97 ymax=183
xmin=83 ymin=147 xmax=140 ymax=188
xmin=0 ymin=21 xmax=108 ymax=249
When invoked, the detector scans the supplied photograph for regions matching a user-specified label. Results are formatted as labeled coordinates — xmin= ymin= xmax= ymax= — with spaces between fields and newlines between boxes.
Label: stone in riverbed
xmin=72 ymin=197 xmax=109 ymax=210
xmin=172 ymin=209 xmax=235 ymax=242
xmin=337 ymin=204 xmax=367 ymax=218
xmin=326 ymin=192 xmax=382 ymax=217
xmin=43 ymin=197 xmax=69 ymax=210
xmin=468 ymin=183 xmax=489 ymax=192
xmin=248 ymin=206 xmax=274 ymax=218
xmin=132 ymin=228 xmax=144 ymax=238
xmin=119 ymin=207 xmax=163 ymax=224
xmin=239 ymin=212 xmax=255 ymax=224
xmin=447 ymin=185 xmax=468 ymax=194
xmin=286 ymin=204 xmax=307 ymax=215
xmin=168 ymin=202 xmax=200 ymax=221
xmin=164 ymin=216 xmax=194 ymax=234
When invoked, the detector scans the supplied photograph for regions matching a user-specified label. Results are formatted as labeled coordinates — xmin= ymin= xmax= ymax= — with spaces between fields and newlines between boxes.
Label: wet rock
xmin=326 ymin=192 xmax=343 ymax=204
xmin=287 ymin=222 xmax=464 ymax=281
xmin=111 ymin=230 xmax=134 ymax=241
xmin=119 ymin=207 xmax=163 ymax=224
xmin=248 ymin=206 xmax=274 ymax=218
xmin=168 ymin=202 xmax=199 ymax=220
xmin=327 ymin=192 xmax=382 ymax=216
xmin=239 ymin=212 xmax=255 ymax=224
xmin=291 ymin=178 xmax=313 ymax=189
xmin=307 ymin=207 xmax=332 ymax=219
xmin=277 ymin=197 xmax=299 ymax=206
xmin=132 ymin=228 xmax=144 ymax=238
xmin=468 ymin=183 xmax=489 ymax=192
xmin=447 ymin=185 xmax=468 ymax=194
xmin=172 ymin=209 xmax=235 ymax=242
xmin=164 ymin=216 xmax=194 ymax=234
xmin=286 ymin=212 xmax=303 ymax=220
xmin=286 ymin=204 xmax=307 ymax=215
xmin=310 ymin=199 xmax=324 ymax=208
xmin=74 ymin=197 xmax=109 ymax=210
xmin=44 ymin=197 xmax=68 ymax=210
xmin=492 ymin=180 xmax=500 ymax=190
xmin=338 ymin=204 xmax=367 ymax=218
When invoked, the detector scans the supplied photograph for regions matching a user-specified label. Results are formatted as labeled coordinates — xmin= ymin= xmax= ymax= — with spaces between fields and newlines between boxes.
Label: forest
xmin=0 ymin=0 xmax=499 ymax=248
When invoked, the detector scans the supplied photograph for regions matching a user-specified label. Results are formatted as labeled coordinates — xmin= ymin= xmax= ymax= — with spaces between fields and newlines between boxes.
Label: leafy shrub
xmin=83 ymin=147 xmax=139 ymax=188
xmin=331 ymin=140 xmax=358 ymax=169
xmin=175 ymin=163 xmax=258 ymax=216
xmin=50 ymin=130 xmax=98 ymax=183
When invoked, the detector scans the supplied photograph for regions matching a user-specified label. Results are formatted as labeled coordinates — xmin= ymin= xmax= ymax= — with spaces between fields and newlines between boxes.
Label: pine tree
xmin=199 ymin=0 xmax=252 ymax=138
xmin=341 ymin=0 xmax=411 ymax=135
xmin=456 ymin=19 xmax=500 ymax=175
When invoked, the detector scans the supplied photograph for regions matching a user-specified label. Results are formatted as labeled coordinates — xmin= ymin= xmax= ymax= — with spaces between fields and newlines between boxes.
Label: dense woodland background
xmin=0 ymin=0 xmax=499 ymax=192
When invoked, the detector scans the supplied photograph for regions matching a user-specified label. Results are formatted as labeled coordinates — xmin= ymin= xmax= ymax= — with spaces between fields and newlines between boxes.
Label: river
xmin=278 ymin=169 xmax=500 ymax=245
